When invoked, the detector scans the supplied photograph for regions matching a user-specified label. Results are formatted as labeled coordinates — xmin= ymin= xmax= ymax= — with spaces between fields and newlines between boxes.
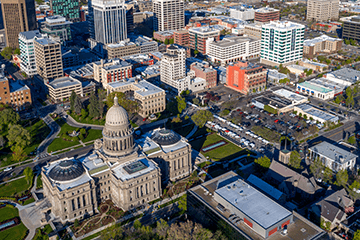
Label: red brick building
xmin=174 ymin=30 xmax=189 ymax=47
xmin=188 ymin=26 xmax=220 ymax=54
xmin=226 ymin=61 xmax=266 ymax=94
xmin=190 ymin=62 xmax=217 ymax=88
xmin=254 ymin=7 xmax=280 ymax=23
xmin=153 ymin=30 xmax=174 ymax=43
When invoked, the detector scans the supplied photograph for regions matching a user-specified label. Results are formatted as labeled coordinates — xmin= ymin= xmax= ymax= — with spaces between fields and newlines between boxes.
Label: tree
xmin=11 ymin=145 xmax=26 ymax=162
xmin=166 ymin=221 xmax=215 ymax=240
xmin=70 ymin=91 xmax=77 ymax=112
xmin=354 ymin=229 xmax=360 ymax=240
xmin=98 ymin=90 xmax=106 ymax=118
xmin=155 ymin=219 xmax=169 ymax=239
xmin=220 ymin=109 xmax=230 ymax=117
xmin=192 ymin=98 xmax=200 ymax=105
xmin=7 ymin=124 xmax=30 ymax=148
xmin=0 ymin=47 xmax=13 ymax=60
xmin=24 ymin=167 xmax=33 ymax=185
xmin=0 ymin=108 xmax=20 ymax=126
xmin=164 ymin=38 xmax=169 ymax=45
xmin=310 ymin=157 xmax=324 ymax=179
xmin=101 ymin=223 xmax=123 ymax=240
xmin=177 ymin=194 xmax=187 ymax=213
xmin=176 ymin=96 xmax=186 ymax=114
xmin=289 ymin=151 xmax=302 ymax=169
xmin=169 ymin=38 xmax=174 ymax=44
xmin=336 ymin=169 xmax=348 ymax=186
xmin=14 ymin=48 xmax=20 ymax=55
xmin=107 ymin=92 xmax=139 ymax=114
xmin=74 ymin=95 xmax=83 ymax=115
xmin=254 ymin=156 xmax=271 ymax=169
xmin=322 ymin=167 xmax=333 ymax=183
xmin=346 ymin=95 xmax=354 ymax=108
xmin=191 ymin=110 xmax=213 ymax=128
xmin=88 ymin=92 xmax=99 ymax=119
xmin=0 ymin=136 xmax=5 ymax=148
xmin=335 ymin=96 xmax=341 ymax=104
xmin=348 ymin=135 xmax=356 ymax=145
xmin=133 ymin=219 xmax=142 ymax=230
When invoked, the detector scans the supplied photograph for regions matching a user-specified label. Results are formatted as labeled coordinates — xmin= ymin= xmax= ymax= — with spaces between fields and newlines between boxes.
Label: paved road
xmin=0 ymin=145 xmax=93 ymax=182
xmin=37 ymin=114 xmax=61 ymax=157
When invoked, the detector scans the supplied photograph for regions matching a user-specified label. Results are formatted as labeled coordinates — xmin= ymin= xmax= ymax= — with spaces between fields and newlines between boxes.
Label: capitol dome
xmin=48 ymin=159 xmax=85 ymax=182
xmin=105 ymin=95 xmax=129 ymax=126
xmin=151 ymin=129 xmax=181 ymax=146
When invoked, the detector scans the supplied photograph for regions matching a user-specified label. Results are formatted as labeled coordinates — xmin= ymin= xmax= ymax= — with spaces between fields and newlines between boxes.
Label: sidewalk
xmin=37 ymin=114 xmax=61 ymax=157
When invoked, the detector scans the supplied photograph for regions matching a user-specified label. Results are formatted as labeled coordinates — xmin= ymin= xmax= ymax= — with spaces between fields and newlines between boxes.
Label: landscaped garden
xmin=190 ymin=132 xmax=247 ymax=162
xmin=0 ymin=204 xmax=28 ymax=240
xmin=47 ymin=118 xmax=102 ymax=153
xmin=33 ymin=224 xmax=53 ymax=240
xmin=0 ymin=177 xmax=31 ymax=199
xmin=71 ymin=200 xmax=125 ymax=237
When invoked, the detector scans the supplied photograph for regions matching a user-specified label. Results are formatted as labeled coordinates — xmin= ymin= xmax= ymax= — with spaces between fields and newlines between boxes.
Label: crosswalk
xmin=38 ymin=153 xmax=49 ymax=159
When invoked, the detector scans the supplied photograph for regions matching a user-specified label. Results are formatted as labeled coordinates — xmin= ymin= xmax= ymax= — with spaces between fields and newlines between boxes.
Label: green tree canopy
xmin=11 ymin=145 xmax=26 ymax=162
xmin=348 ymin=135 xmax=356 ymax=145
xmin=176 ymin=96 xmax=186 ymax=114
xmin=98 ymin=89 xmax=106 ymax=118
xmin=7 ymin=124 xmax=30 ymax=148
xmin=0 ymin=47 xmax=13 ymax=60
xmin=191 ymin=110 xmax=213 ymax=128
xmin=70 ymin=91 xmax=77 ymax=112
xmin=107 ymin=92 xmax=139 ymax=114
xmin=88 ymin=92 xmax=100 ymax=119
xmin=289 ymin=151 xmax=302 ymax=169
xmin=0 ymin=108 xmax=20 ymax=126
xmin=254 ymin=156 xmax=271 ymax=169
xmin=73 ymin=95 xmax=83 ymax=115
xmin=336 ymin=169 xmax=348 ymax=186
xmin=354 ymin=229 xmax=360 ymax=240
xmin=24 ymin=167 xmax=33 ymax=184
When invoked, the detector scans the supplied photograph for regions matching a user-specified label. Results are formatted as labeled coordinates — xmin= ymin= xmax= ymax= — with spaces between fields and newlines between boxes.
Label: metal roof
xmin=309 ymin=142 xmax=357 ymax=164
xmin=247 ymin=174 xmax=284 ymax=201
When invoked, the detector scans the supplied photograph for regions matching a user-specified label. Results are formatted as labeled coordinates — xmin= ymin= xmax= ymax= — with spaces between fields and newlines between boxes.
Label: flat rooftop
xmin=10 ymin=81 xmax=30 ymax=92
xmin=209 ymin=35 xmax=259 ymax=48
xmin=107 ymin=78 xmax=164 ymax=97
xmin=19 ymin=30 xmax=43 ymax=40
xmin=48 ymin=77 xmax=80 ymax=89
xmin=111 ymin=157 xmax=157 ymax=181
xmin=326 ymin=68 xmax=360 ymax=84
xmin=253 ymin=92 xmax=292 ymax=109
xmin=189 ymin=171 xmax=325 ymax=240
xmin=297 ymin=81 xmax=334 ymax=94
xmin=309 ymin=78 xmax=346 ymax=93
xmin=103 ymin=60 xmax=131 ymax=70
xmin=35 ymin=37 xmax=58 ymax=45
xmin=188 ymin=26 xmax=220 ymax=34
xmin=273 ymin=89 xmax=308 ymax=103
xmin=267 ymin=69 xmax=287 ymax=79
xmin=304 ymin=35 xmax=341 ymax=46
xmin=309 ymin=141 xmax=357 ymax=164
xmin=263 ymin=21 xmax=305 ymax=30
xmin=247 ymin=174 xmax=284 ymax=201
xmin=295 ymin=104 xmax=339 ymax=122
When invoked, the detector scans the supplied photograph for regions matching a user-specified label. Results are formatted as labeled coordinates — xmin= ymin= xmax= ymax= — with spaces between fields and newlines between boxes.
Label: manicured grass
xmin=0 ymin=177 xmax=31 ymax=198
xmin=22 ymin=197 xmax=35 ymax=205
xmin=24 ymin=119 xmax=51 ymax=156
xmin=47 ymin=138 xmax=80 ymax=153
xmin=70 ymin=113 xmax=106 ymax=126
xmin=190 ymin=134 xmax=245 ymax=162
xmin=0 ymin=205 xmax=18 ymax=222
xmin=83 ymin=129 xmax=103 ymax=142
xmin=0 ymin=222 xmax=28 ymax=240
xmin=43 ymin=224 xmax=53 ymax=234
xmin=36 ymin=175 xmax=43 ymax=189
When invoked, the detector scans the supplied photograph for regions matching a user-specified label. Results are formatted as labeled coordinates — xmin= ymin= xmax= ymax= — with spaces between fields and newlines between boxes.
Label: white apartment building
xmin=206 ymin=36 xmax=261 ymax=66
xmin=19 ymin=30 xmax=47 ymax=76
xmin=92 ymin=0 xmax=127 ymax=44
xmin=260 ymin=21 xmax=305 ymax=66
xmin=160 ymin=45 xmax=186 ymax=93
xmin=153 ymin=0 xmax=184 ymax=31
xmin=229 ymin=6 xmax=254 ymax=21
xmin=307 ymin=0 xmax=339 ymax=21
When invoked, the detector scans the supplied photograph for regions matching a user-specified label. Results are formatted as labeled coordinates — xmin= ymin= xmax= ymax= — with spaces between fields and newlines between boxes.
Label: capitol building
xmin=41 ymin=96 xmax=192 ymax=223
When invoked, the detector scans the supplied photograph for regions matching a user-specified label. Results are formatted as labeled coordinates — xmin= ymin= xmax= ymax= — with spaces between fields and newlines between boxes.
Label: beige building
xmin=106 ymin=42 xmax=141 ymax=59
xmin=35 ymin=37 xmax=63 ymax=81
xmin=106 ymin=77 xmax=166 ymax=117
xmin=45 ymin=76 xmax=96 ymax=102
xmin=2 ymin=0 xmax=37 ymax=48
xmin=303 ymin=35 xmax=342 ymax=58
xmin=42 ymin=96 xmax=192 ymax=223
xmin=153 ymin=0 xmax=184 ymax=31
xmin=93 ymin=59 xmax=133 ymax=85
xmin=244 ymin=24 xmax=262 ymax=39
xmin=307 ymin=0 xmax=339 ymax=22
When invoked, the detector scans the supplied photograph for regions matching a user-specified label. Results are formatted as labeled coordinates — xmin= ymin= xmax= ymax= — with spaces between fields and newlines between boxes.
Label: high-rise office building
xmin=254 ymin=7 xmax=280 ymax=24
xmin=343 ymin=16 xmax=360 ymax=42
xmin=260 ymin=21 xmax=305 ymax=66
xmin=91 ymin=0 xmax=127 ymax=45
xmin=50 ymin=0 xmax=80 ymax=22
xmin=19 ymin=30 xmax=46 ymax=76
xmin=34 ymin=37 xmax=63 ymax=80
xmin=153 ymin=0 xmax=184 ymax=31
xmin=160 ymin=45 xmax=186 ymax=90
xmin=1 ymin=0 xmax=36 ymax=48
xmin=307 ymin=0 xmax=339 ymax=22
xmin=40 ymin=16 xmax=72 ymax=43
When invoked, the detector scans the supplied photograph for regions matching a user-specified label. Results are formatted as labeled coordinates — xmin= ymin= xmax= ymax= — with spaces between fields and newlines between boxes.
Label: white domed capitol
xmin=41 ymin=96 xmax=193 ymax=223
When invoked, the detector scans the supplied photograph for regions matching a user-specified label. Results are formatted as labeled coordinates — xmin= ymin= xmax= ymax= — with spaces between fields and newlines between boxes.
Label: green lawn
xmin=24 ymin=119 xmax=51 ymax=155
xmin=0 ymin=205 xmax=18 ymax=222
xmin=70 ymin=112 xmax=106 ymax=126
xmin=83 ymin=129 xmax=103 ymax=142
xmin=22 ymin=197 xmax=35 ymax=205
xmin=190 ymin=134 xmax=247 ymax=162
xmin=0 ymin=177 xmax=31 ymax=198
xmin=36 ymin=175 xmax=43 ymax=189
xmin=0 ymin=223 xmax=28 ymax=240
xmin=47 ymin=119 xmax=81 ymax=153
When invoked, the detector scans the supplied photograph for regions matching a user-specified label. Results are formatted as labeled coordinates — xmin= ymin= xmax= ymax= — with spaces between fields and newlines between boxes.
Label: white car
xmin=235 ymin=135 xmax=241 ymax=139
xmin=249 ymin=143 xmax=255 ymax=148
xmin=3 ymin=167 xmax=12 ymax=172
xmin=245 ymin=131 xmax=251 ymax=135
xmin=240 ymin=138 xmax=246 ymax=143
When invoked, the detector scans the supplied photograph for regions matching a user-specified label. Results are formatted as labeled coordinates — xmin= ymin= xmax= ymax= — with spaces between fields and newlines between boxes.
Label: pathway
xmin=37 ymin=114 xmax=60 ymax=159
xmin=185 ymin=125 xmax=198 ymax=139
xmin=65 ymin=114 xmax=104 ymax=130
xmin=0 ymin=175 xmax=25 ymax=185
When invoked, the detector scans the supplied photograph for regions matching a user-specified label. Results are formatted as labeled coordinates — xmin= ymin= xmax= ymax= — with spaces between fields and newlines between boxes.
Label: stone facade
xmin=42 ymin=96 xmax=191 ymax=223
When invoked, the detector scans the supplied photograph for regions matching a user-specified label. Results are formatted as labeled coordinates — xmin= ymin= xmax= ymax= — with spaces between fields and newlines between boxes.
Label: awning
xmin=302 ymin=88 xmax=305 ymax=91
xmin=311 ymin=91 xmax=314 ymax=94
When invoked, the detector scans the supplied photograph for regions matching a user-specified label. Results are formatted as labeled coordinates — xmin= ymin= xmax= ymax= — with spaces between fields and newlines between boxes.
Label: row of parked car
xmin=207 ymin=120 xmax=269 ymax=151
